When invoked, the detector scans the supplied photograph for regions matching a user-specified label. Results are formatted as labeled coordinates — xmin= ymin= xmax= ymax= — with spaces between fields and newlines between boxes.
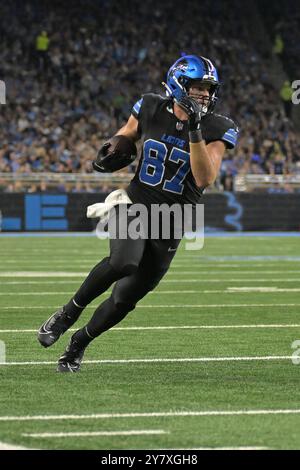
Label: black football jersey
xmin=127 ymin=93 xmax=239 ymax=206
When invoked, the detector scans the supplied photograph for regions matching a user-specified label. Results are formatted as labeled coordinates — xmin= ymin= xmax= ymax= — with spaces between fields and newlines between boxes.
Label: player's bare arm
xmin=189 ymin=139 xmax=226 ymax=187
xmin=115 ymin=114 xmax=140 ymax=142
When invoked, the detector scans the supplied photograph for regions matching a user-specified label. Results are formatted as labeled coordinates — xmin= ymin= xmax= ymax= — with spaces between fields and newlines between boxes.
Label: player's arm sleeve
xmin=131 ymin=93 xmax=160 ymax=137
xmin=131 ymin=96 xmax=145 ymax=137
xmin=206 ymin=115 xmax=239 ymax=150
xmin=220 ymin=125 xmax=239 ymax=149
xmin=131 ymin=97 xmax=144 ymax=120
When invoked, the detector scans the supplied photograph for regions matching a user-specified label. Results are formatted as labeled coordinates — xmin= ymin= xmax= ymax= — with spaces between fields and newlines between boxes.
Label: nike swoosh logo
xmin=168 ymin=247 xmax=177 ymax=252
xmin=39 ymin=323 xmax=51 ymax=334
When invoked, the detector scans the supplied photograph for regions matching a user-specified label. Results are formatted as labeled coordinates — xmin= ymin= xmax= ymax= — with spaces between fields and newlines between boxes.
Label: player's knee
xmin=109 ymin=258 xmax=139 ymax=276
xmin=111 ymin=289 xmax=136 ymax=312
xmin=113 ymin=299 xmax=136 ymax=315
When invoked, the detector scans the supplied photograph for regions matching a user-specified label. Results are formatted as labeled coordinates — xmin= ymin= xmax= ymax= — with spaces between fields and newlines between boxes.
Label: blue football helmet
xmin=164 ymin=54 xmax=220 ymax=114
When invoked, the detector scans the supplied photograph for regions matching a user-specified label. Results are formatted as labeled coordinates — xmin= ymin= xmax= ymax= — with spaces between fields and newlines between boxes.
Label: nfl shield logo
xmin=176 ymin=122 xmax=183 ymax=131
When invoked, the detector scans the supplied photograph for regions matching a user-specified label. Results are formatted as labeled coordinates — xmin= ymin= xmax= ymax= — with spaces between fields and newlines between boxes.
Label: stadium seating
xmin=0 ymin=0 xmax=299 ymax=192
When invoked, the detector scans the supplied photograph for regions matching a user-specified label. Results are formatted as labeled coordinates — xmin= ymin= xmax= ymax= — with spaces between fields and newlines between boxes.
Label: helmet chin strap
xmin=161 ymin=81 xmax=173 ymax=97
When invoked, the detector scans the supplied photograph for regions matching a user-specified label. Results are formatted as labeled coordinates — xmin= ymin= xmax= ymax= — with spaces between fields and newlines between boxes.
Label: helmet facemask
xmin=185 ymin=79 xmax=220 ymax=115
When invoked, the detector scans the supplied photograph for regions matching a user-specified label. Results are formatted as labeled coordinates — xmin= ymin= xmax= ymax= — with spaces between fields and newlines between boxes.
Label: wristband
xmin=189 ymin=129 xmax=203 ymax=143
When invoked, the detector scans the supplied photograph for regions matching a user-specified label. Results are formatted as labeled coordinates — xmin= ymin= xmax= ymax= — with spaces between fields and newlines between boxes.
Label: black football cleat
xmin=37 ymin=307 xmax=71 ymax=348
xmin=56 ymin=335 xmax=86 ymax=373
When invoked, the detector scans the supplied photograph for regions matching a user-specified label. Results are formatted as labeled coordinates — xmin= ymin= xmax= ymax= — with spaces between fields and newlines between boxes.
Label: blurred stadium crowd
xmin=0 ymin=0 xmax=299 ymax=192
xmin=258 ymin=0 xmax=300 ymax=82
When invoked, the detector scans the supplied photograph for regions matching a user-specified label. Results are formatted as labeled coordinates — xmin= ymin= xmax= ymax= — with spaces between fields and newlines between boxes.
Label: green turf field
xmin=0 ymin=235 xmax=300 ymax=450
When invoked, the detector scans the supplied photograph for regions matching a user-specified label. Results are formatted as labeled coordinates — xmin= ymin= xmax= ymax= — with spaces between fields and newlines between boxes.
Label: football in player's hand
xmin=108 ymin=135 xmax=137 ymax=158
xmin=93 ymin=135 xmax=137 ymax=173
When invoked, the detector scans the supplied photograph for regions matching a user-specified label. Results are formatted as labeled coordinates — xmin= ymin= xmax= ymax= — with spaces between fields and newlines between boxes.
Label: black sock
xmin=72 ymin=327 xmax=94 ymax=348
xmin=64 ymin=298 xmax=85 ymax=323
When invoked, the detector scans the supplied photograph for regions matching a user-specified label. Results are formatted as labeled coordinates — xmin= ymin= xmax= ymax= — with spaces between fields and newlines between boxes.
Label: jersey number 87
xmin=139 ymin=139 xmax=190 ymax=195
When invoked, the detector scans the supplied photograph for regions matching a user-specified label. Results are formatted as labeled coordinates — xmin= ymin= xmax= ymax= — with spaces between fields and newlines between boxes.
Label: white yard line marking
xmin=2 ymin=292 xmax=82 ymax=296
xmin=0 ymin=249 xmax=108 ymax=254
xmin=2 ymin=303 xmax=300 ymax=310
xmin=1 ymin=260 xmax=233 ymax=265
xmin=0 ymin=356 xmax=295 ymax=366
xmin=156 ymin=270 xmax=300 ymax=274
xmin=2 ymin=409 xmax=300 ymax=422
xmin=0 ymin=253 xmax=298 ymax=259
xmin=1 ymin=288 xmax=300 ymax=295
xmin=0 ymin=441 xmax=34 ymax=450
xmin=23 ymin=430 xmax=167 ymax=438
xmin=141 ymin=303 xmax=298 ymax=308
xmin=164 ymin=279 xmax=300 ymax=283
xmin=2 ymin=270 xmax=300 ymax=275
xmin=0 ymin=272 xmax=88 ymax=277
xmin=138 ymin=303 xmax=300 ymax=308
xmin=4 ymin=260 xmax=299 ymax=269
xmin=202 ymin=289 xmax=300 ymax=293
xmin=227 ymin=287 xmax=300 ymax=293
xmin=1 ymin=279 xmax=300 ymax=284
xmin=1 ymin=258 xmax=297 ymax=266
xmin=162 ymin=447 xmax=269 ymax=450
xmin=0 ymin=290 xmax=217 ymax=296
xmin=1 ymin=324 xmax=300 ymax=334
xmin=0 ymin=249 xmax=298 ymax=258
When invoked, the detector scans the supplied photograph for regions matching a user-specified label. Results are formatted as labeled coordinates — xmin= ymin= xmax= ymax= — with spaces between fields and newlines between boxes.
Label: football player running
xmin=37 ymin=54 xmax=239 ymax=372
